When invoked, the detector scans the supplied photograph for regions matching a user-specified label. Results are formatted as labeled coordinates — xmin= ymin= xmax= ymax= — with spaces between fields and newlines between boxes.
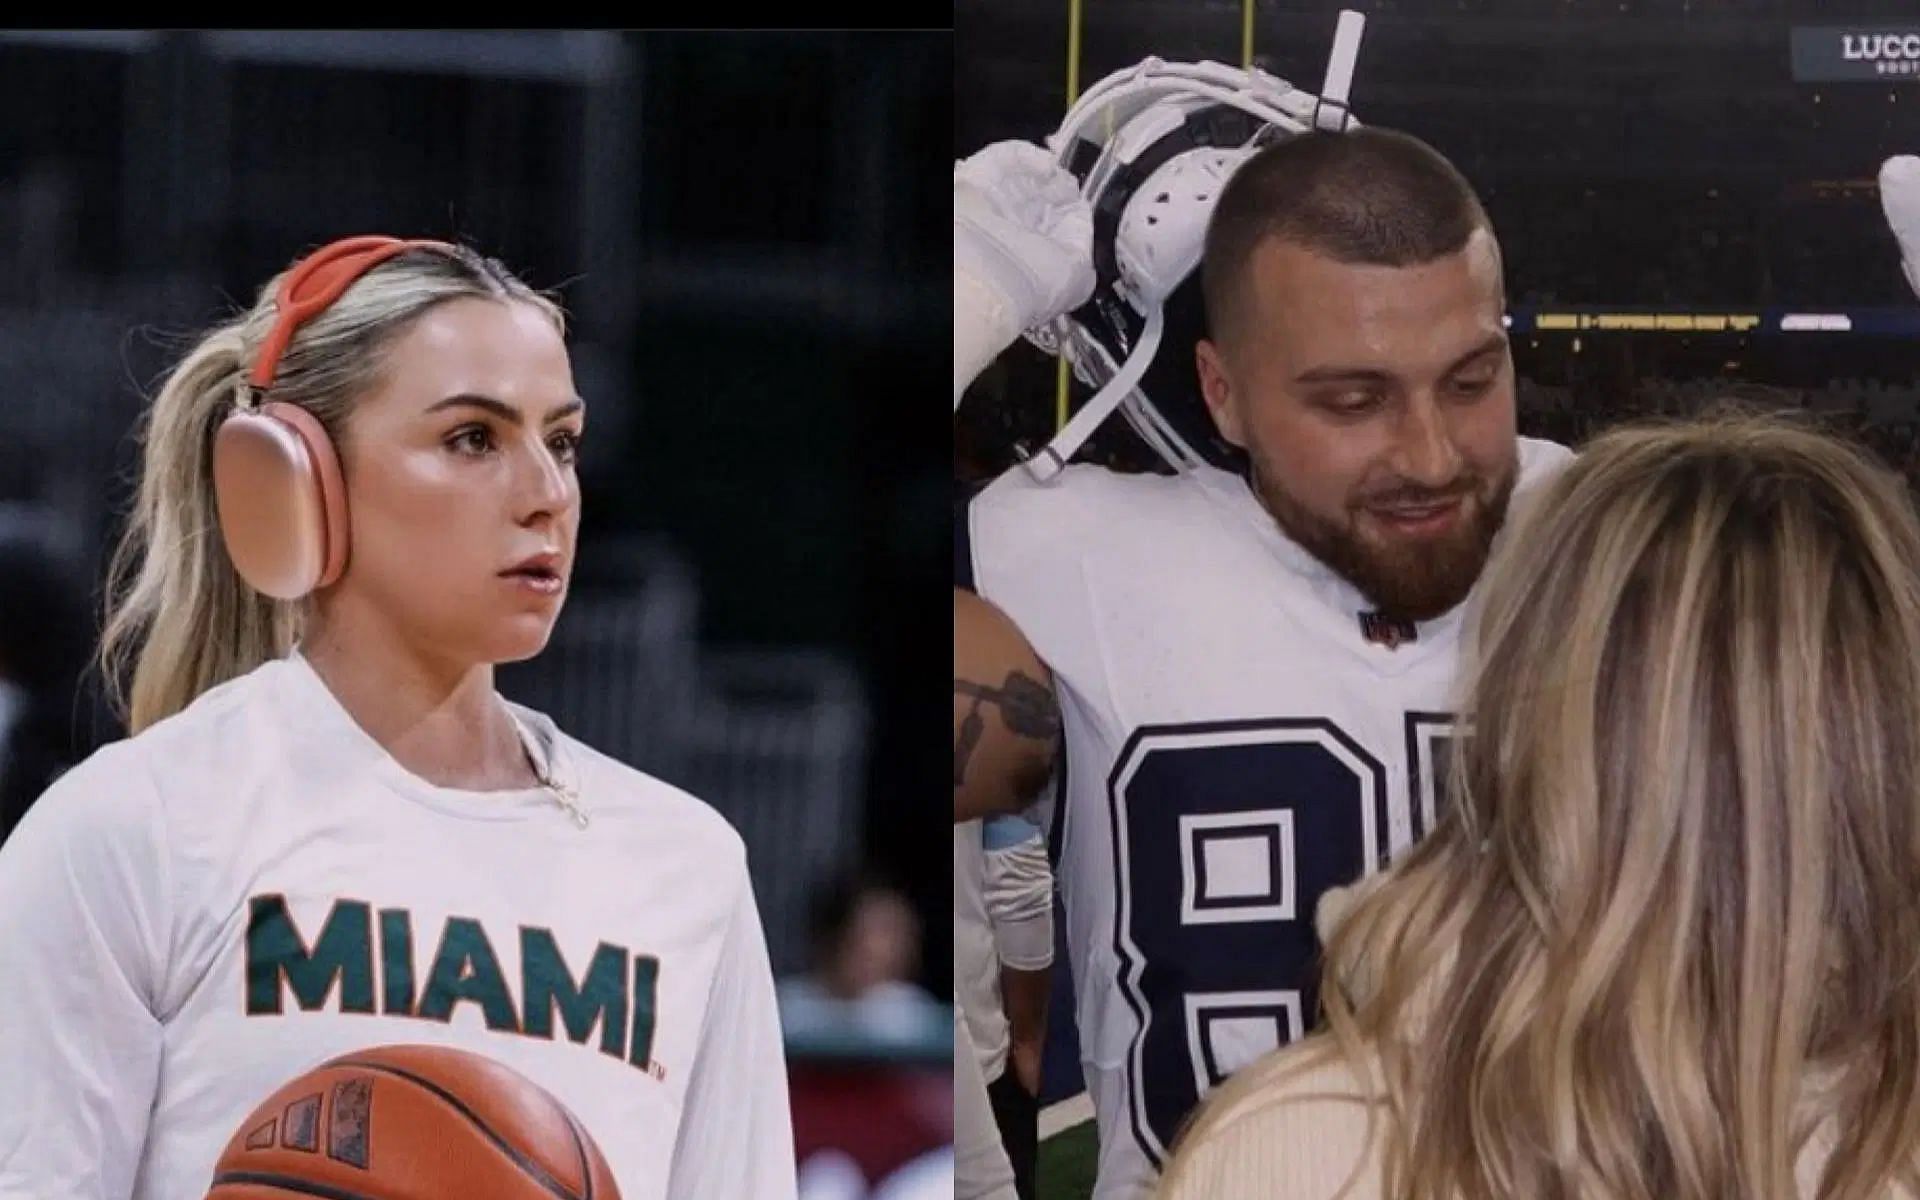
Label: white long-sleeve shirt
xmin=0 ymin=649 xmax=795 ymax=1200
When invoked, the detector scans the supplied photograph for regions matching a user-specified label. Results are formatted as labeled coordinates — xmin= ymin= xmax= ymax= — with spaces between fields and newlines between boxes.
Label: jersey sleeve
xmin=981 ymin=816 xmax=1053 ymax=971
xmin=665 ymin=867 xmax=796 ymax=1200
xmin=0 ymin=742 xmax=169 ymax=1199
xmin=963 ymin=466 xmax=1112 ymax=688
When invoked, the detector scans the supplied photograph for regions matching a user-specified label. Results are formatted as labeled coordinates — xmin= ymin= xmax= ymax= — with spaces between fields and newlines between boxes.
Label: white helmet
xmin=1021 ymin=12 xmax=1369 ymax=481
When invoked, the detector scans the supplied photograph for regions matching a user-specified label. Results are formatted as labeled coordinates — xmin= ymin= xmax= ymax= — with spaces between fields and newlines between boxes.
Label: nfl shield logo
xmin=1359 ymin=611 xmax=1418 ymax=649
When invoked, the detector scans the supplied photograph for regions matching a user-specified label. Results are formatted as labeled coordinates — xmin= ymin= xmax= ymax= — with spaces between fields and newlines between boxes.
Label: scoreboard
xmin=1507 ymin=307 xmax=1920 ymax=335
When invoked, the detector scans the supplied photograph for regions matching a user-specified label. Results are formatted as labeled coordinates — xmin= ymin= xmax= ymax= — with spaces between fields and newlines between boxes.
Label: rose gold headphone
xmin=212 ymin=235 xmax=454 ymax=600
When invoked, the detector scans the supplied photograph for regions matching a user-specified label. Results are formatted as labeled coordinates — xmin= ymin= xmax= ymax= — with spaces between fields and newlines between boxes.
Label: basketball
xmin=202 ymin=1043 xmax=622 ymax=1200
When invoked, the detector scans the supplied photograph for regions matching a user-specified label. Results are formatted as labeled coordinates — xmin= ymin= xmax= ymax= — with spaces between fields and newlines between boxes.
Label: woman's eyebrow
xmin=423 ymin=394 xmax=586 ymax=425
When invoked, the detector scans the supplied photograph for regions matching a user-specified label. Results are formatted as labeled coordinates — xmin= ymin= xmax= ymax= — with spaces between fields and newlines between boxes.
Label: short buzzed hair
xmin=1201 ymin=127 xmax=1496 ymax=350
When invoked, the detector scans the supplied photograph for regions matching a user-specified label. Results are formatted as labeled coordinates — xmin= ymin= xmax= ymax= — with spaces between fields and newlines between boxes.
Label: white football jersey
xmin=0 ymin=650 xmax=795 ymax=1200
xmin=961 ymin=443 xmax=1570 ymax=1200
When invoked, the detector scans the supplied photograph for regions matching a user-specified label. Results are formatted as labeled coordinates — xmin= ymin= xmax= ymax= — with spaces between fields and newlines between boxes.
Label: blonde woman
xmin=1161 ymin=413 xmax=1920 ymax=1200
xmin=0 ymin=237 xmax=796 ymax=1199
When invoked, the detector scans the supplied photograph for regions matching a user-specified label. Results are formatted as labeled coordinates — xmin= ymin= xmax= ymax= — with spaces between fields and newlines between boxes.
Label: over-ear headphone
xmin=212 ymin=235 xmax=453 ymax=600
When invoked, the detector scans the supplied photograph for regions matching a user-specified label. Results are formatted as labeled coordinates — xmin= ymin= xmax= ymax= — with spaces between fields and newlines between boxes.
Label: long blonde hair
xmin=1170 ymin=412 xmax=1920 ymax=1199
xmin=99 ymin=243 xmax=564 ymax=734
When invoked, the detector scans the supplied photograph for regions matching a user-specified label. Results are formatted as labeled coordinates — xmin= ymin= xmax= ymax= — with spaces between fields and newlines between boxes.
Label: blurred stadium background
xmin=0 ymin=29 xmax=948 ymax=1195
xmin=955 ymin=0 xmax=1920 ymax=1192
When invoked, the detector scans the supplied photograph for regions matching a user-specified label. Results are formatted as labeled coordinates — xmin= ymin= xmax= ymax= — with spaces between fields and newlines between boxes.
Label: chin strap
xmin=1021 ymin=304 xmax=1166 ymax=483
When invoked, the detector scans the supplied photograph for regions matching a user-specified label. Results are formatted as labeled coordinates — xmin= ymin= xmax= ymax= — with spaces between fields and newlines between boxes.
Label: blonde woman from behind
xmin=1161 ymin=412 xmax=1920 ymax=1200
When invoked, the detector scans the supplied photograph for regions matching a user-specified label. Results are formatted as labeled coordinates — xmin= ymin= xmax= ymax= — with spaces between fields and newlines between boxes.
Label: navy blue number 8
xmin=1109 ymin=718 xmax=1389 ymax=1166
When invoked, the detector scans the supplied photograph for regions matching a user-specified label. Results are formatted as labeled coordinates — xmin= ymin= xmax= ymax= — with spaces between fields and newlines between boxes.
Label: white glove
xmin=955 ymin=140 xmax=1096 ymax=330
xmin=1880 ymin=155 xmax=1920 ymax=300
xmin=954 ymin=141 xmax=1096 ymax=405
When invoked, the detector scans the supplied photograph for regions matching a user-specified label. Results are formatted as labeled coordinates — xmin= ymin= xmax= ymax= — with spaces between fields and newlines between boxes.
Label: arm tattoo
xmin=954 ymin=670 xmax=1061 ymax=788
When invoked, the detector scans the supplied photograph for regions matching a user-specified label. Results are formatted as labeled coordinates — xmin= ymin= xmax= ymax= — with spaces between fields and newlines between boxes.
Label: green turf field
xmin=1037 ymin=1117 xmax=1098 ymax=1200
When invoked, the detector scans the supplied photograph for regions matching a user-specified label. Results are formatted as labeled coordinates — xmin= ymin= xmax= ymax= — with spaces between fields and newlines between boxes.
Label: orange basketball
xmin=202 ymin=1043 xmax=622 ymax=1200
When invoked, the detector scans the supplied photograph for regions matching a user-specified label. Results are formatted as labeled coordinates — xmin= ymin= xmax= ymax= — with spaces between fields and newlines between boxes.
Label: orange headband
xmin=248 ymin=235 xmax=456 ymax=393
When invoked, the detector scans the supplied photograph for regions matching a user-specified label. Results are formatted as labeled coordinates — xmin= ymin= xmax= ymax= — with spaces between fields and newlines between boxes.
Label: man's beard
xmin=1248 ymin=451 xmax=1517 ymax=623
